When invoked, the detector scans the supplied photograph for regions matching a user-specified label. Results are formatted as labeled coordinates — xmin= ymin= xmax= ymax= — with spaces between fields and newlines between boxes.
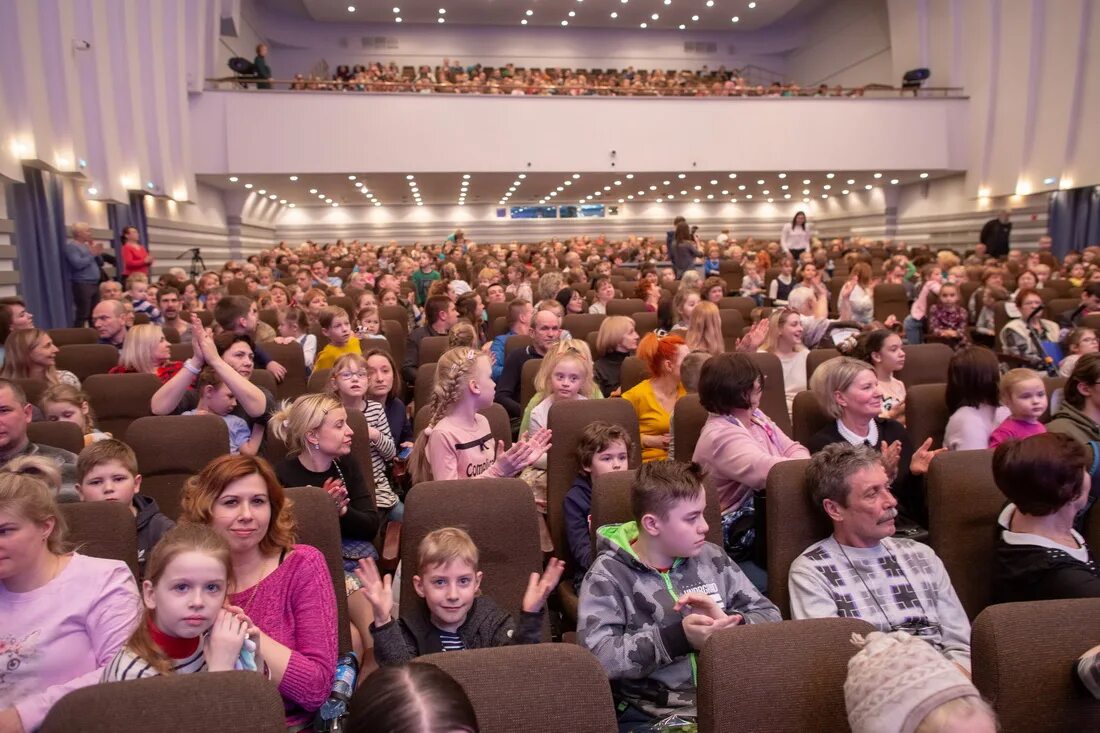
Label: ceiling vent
xmin=684 ymin=41 xmax=717 ymax=54
xmin=362 ymin=36 xmax=398 ymax=49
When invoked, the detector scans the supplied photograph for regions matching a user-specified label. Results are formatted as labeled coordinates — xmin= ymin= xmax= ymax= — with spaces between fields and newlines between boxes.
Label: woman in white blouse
xmin=780 ymin=211 xmax=812 ymax=259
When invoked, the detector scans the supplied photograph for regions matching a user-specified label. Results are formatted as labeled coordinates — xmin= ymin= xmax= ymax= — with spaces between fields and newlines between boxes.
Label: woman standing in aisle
xmin=781 ymin=211 xmax=812 ymax=261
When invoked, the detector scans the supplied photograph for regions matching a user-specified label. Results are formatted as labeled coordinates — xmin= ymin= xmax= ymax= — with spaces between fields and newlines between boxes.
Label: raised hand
xmin=910 ymin=437 xmax=947 ymax=475
xmin=736 ymin=319 xmax=769 ymax=352
xmin=354 ymin=557 xmax=394 ymax=625
xmin=266 ymin=361 xmax=288 ymax=383
xmin=521 ymin=558 xmax=565 ymax=613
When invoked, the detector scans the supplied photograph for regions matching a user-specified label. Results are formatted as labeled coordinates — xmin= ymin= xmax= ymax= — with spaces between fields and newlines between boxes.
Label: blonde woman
xmin=108 ymin=324 xmax=181 ymax=383
xmin=593 ymin=315 xmax=640 ymax=397
xmin=760 ymin=308 xmax=809 ymax=418
xmin=0 ymin=328 xmax=81 ymax=387
xmin=685 ymin=300 xmax=724 ymax=357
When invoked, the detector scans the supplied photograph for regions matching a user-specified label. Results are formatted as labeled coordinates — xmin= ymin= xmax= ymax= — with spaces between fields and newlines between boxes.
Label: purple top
xmin=988 ymin=417 xmax=1046 ymax=449
xmin=227 ymin=544 xmax=337 ymax=727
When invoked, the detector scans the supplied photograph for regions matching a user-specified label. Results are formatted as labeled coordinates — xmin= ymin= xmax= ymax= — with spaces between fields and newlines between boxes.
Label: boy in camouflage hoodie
xmin=578 ymin=461 xmax=780 ymax=726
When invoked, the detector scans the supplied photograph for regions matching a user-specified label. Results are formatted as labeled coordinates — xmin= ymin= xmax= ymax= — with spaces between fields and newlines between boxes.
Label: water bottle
xmin=316 ymin=652 xmax=359 ymax=731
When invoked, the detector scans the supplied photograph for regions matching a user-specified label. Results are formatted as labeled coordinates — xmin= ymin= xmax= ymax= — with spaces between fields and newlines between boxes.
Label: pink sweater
xmin=1 ymin=553 xmax=140 ymax=730
xmin=692 ymin=411 xmax=810 ymax=513
xmin=227 ymin=544 xmax=337 ymax=727
xmin=988 ymin=417 xmax=1046 ymax=449
xmin=909 ymin=279 xmax=942 ymax=321
xmin=425 ymin=413 xmax=506 ymax=480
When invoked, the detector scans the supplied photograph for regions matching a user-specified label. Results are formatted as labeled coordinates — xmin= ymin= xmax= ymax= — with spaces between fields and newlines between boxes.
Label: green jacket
xmin=1046 ymin=402 xmax=1100 ymax=445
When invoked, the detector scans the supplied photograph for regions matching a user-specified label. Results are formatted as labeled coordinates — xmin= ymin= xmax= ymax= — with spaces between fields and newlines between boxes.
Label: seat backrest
xmin=590 ymin=469 xmax=722 ymax=547
xmin=249 ymin=369 xmax=278 ymax=397
xmin=926 ymin=449 xmax=1001 ymax=619
xmin=606 ymin=298 xmax=645 ymax=316
xmin=562 ymin=313 xmax=606 ymax=341
xmin=126 ymin=415 xmax=230 ymax=521
xmin=672 ymin=393 xmax=708 ymax=463
xmin=717 ymin=296 xmax=755 ymax=320
xmin=504 ymin=333 xmax=532 ymax=355
xmin=55 ymin=344 xmax=120 ymax=381
xmin=619 ymin=356 xmax=650 ymax=394
xmin=905 ymin=382 xmax=948 ymax=449
xmin=994 ymin=301 xmax=1014 ymax=335
xmin=12 ymin=378 xmax=49 ymax=409
xmin=168 ymin=342 xmax=191 ymax=363
xmin=414 ymin=362 xmax=437 ymax=412
xmin=486 ymin=301 xmax=509 ymax=325
xmin=418 ymin=335 xmax=450 ymax=366
xmin=379 ymin=304 xmax=409 ymax=328
xmin=698 ymin=617 xmax=876 ymax=733
xmin=1043 ymin=376 xmax=1065 ymax=422
xmin=718 ymin=309 xmax=745 ymax=337
xmin=256 ymin=340 xmax=307 ymax=401
xmin=420 ymin=644 xmax=617 ymax=733
xmin=972 ymin=598 xmax=1100 ymax=733
xmin=400 ymin=479 xmax=548 ymax=639
xmin=806 ymin=348 xmax=841 ymax=379
xmin=59 ymin=501 xmax=140 ymax=579
xmin=329 ymin=296 xmax=356 ymax=318
xmin=307 ymin=367 xmax=332 ymax=395
xmin=381 ymin=319 xmax=405 ymax=369
xmin=872 ymin=283 xmax=909 ymax=323
xmin=39 ymin=670 xmax=287 ymax=733
xmin=745 ymin=351 xmax=793 ymax=436
xmin=84 ymin=373 xmax=161 ymax=437
xmin=46 ymin=327 xmax=97 ymax=346
xmin=284 ymin=486 xmax=354 ymax=654
xmin=630 ymin=311 xmax=659 ymax=337
xmin=162 ymin=326 xmax=180 ymax=344
xmin=518 ymin=357 xmax=543 ymax=413
xmin=1047 ymin=297 xmax=1080 ymax=323
xmin=544 ymin=400 xmax=642 ymax=581
xmin=897 ymin=343 xmax=953 ymax=387
xmin=791 ymin=390 xmax=832 ymax=446
xmin=412 ymin=403 xmax=513 ymax=450
xmin=765 ymin=459 xmax=831 ymax=618
xmin=27 ymin=420 xmax=85 ymax=455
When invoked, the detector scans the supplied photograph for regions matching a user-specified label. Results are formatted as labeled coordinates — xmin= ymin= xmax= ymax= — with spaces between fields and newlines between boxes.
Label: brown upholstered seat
xmin=486 ymin=301 xmax=509 ymax=325
xmin=55 ymin=344 xmax=120 ymax=381
xmin=285 ymin=485 xmax=354 ymax=654
xmin=562 ymin=313 xmax=606 ymax=341
xmin=905 ymin=382 xmax=949 ymax=448
xmin=307 ymin=367 xmax=332 ymax=394
xmin=630 ymin=311 xmax=659 ymax=336
xmin=543 ymin=399 xmax=642 ymax=621
xmin=606 ymin=298 xmax=645 ymax=316
xmin=126 ymin=415 xmax=230 ymax=521
xmin=421 ymin=644 xmax=618 ymax=733
xmin=418 ymin=335 xmax=450 ymax=366
xmin=381 ymin=319 xmax=405 ymax=368
xmin=46 ymin=327 xmax=97 ymax=347
xmin=413 ymin=362 xmax=437 ymax=412
xmin=519 ymin=357 xmax=542 ymax=413
xmin=256 ymin=340 xmax=307 ymax=401
xmin=717 ymin=296 xmax=756 ymax=321
xmin=504 ymin=333 xmax=532 ymax=355
xmin=972 ymin=598 xmax=1100 ymax=733
xmin=168 ymin=342 xmax=191 ymax=362
xmin=412 ymin=403 xmax=513 ymax=450
xmin=249 ymin=368 xmax=278 ymax=397
xmin=162 ymin=326 xmax=180 ymax=344
xmin=619 ymin=356 xmax=650 ymax=394
xmin=27 ymin=420 xmax=85 ymax=456
xmin=925 ymin=449 xmax=1001 ymax=619
xmin=697 ymin=617 xmax=876 ymax=732
xmin=58 ymin=500 xmax=140 ymax=579
xmin=380 ymin=304 xmax=409 ymax=327
xmin=806 ymin=348 xmax=841 ymax=379
xmin=329 ymin=296 xmax=355 ymax=318
xmin=12 ymin=378 xmax=48 ymax=409
xmin=897 ymin=343 xmax=954 ymax=387
xmin=590 ymin=469 xmax=722 ymax=548
xmin=718 ymin=309 xmax=745 ymax=337
xmin=39 ymin=671 xmax=287 ymax=733
xmin=400 ymin=478 xmax=549 ymax=639
xmin=764 ymin=459 xmax=830 ymax=618
xmin=872 ymin=283 xmax=909 ymax=323
xmin=791 ymin=390 xmax=832 ymax=446
xmin=84 ymin=373 xmax=161 ymax=438
xmin=671 ymin=393 xmax=709 ymax=463
xmin=745 ymin=351 xmax=794 ymax=436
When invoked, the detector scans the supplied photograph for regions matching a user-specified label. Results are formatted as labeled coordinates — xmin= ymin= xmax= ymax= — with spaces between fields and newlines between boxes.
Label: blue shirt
xmin=64 ymin=241 xmax=102 ymax=282
xmin=489 ymin=330 xmax=516 ymax=381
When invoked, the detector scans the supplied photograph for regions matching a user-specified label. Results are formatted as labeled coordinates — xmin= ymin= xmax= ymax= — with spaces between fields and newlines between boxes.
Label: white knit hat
xmin=844 ymin=631 xmax=979 ymax=733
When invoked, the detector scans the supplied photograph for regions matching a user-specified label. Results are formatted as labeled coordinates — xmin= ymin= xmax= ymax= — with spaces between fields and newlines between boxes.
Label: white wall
xmin=0 ymin=185 xmax=18 ymax=297
xmin=784 ymin=0 xmax=895 ymax=87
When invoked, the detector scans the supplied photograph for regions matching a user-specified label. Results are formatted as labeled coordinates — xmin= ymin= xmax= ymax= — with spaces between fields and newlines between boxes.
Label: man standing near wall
xmin=980 ymin=209 xmax=1012 ymax=257
xmin=64 ymin=222 xmax=104 ymax=327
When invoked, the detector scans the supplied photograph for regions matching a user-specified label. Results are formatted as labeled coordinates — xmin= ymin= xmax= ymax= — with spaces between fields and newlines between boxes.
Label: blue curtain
xmin=129 ymin=191 xmax=148 ymax=246
xmin=1048 ymin=186 xmax=1100 ymax=259
xmin=4 ymin=167 xmax=73 ymax=329
xmin=107 ymin=193 xmax=149 ymax=280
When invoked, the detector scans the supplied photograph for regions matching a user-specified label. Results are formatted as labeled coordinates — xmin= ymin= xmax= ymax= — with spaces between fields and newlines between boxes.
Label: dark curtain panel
xmin=5 ymin=167 xmax=73 ymax=329
xmin=106 ymin=202 xmax=132 ymax=278
xmin=128 ymin=191 xmax=148 ymax=246
xmin=1048 ymin=186 xmax=1100 ymax=258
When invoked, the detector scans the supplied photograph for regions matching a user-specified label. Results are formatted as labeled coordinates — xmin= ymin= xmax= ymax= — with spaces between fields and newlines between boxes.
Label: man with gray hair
xmin=64 ymin=222 xmax=105 ymax=326
xmin=789 ymin=443 xmax=972 ymax=670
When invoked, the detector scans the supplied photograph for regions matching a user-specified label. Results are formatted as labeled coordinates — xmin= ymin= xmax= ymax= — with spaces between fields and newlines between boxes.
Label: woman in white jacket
xmin=780 ymin=211 xmax=812 ymax=260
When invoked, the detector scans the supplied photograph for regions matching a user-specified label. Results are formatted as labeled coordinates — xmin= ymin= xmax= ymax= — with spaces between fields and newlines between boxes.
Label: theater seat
xmin=418 ymin=335 xmax=450 ymax=366
xmin=806 ymin=348 xmax=841 ymax=380
xmin=12 ymin=378 xmax=48 ymax=409
xmin=256 ymin=340 xmax=307 ymax=401
xmin=401 ymin=478 xmax=548 ymax=639
xmin=40 ymin=671 xmax=287 ymax=733
xmin=590 ymin=469 xmax=722 ymax=549
xmin=285 ymin=486 xmax=354 ymax=654
xmin=897 ymin=343 xmax=953 ymax=387
xmin=55 ymin=344 xmax=120 ymax=382
xmin=307 ymin=367 xmax=332 ymax=394
xmin=619 ymin=356 xmax=650 ymax=394
xmin=421 ymin=644 xmax=617 ymax=733
xmin=905 ymin=382 xmax=948 ymax=448
xmin=27 ymin=420 xmax=84 ymax=455
xmin=717 ymin=296 xmax=756 ymax=321
xmin=562 ymin=313 xmax=606 ymax=341
xmin=764 ymin=459 xmax=829 ymax=618
xmin=518 ymin=357 xmax=542 ymax=414
xmin=504 ymin=334 xmax=532 ymax=355
xmin=58 ymin=501 xmax=140 ymax=580
xmin=718 ymin=309 xmax=745 ymax=338
xmin=925 ymin=449 xmax=1001 ymax=619
xmin=745 ymin=351 xmax=793 ymax=436
xmin=84 ymin=373 xmax=161 ymax=438
xmin=791 ymin=390 xmax=832 ymax=446
xmin=414 ymin=362 xmax=436 ymax=412
xmin=126 ymin=415 xmax=230 ymax=521
xmin=972 ymin=598 xmax=1100 ymax=733
xmin=698 ymin=617 xmax=875 ymax=732
xmin=630 ymin=311 xmax=659 ymax=336
xmin=46 ymin=327 xmax=97 ymax=347
xmin=671 ymin=393 xmax=708 ymax=462
xmin=606 ymin=298 xmax=645 ymax=316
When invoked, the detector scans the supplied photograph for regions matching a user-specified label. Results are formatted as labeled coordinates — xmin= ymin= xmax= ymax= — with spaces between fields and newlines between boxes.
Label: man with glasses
xmin=789 ymin=443 xmax=972 ymax=671
xmin=495 ymin=308 xmax=561 ymax=432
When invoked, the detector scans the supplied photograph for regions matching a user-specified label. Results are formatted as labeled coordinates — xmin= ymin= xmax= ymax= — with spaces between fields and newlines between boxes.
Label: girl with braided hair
xmin=409 ymin=347 xmax=552 ymax=484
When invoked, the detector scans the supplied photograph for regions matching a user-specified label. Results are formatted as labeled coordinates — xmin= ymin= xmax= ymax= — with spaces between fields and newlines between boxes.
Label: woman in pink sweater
xmin=409 ymin=347 xmax=551 ymax=483
xmin=692 ymin=353 xmax=808 ymax=576
xmin=181 ymin=454 xmax=337 ymax=729
xmin=0 ymin=469 xmax=141 ymax=732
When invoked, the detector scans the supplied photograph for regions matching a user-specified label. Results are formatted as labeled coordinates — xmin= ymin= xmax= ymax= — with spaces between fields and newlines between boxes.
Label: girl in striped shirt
xmin=103 ymin=523 xmax=260 ymax=681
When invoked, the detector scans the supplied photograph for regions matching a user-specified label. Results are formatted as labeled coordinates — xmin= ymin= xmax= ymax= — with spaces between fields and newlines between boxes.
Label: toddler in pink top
xmin=988 ymin=369 xmax=1048 ymax=448
xmin=410 ymin=347 xmax=551 ymax=483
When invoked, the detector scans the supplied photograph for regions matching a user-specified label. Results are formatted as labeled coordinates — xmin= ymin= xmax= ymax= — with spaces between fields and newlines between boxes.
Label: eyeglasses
xmin=337 ymin=370 xmax=368 ymax=380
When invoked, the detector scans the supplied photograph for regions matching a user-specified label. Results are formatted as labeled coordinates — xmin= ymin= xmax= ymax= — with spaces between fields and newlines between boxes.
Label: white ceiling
xmin=290 ymin=0 xmax=815 ymax=31
xmin=199 ymin=169 xmax=956 ymax=208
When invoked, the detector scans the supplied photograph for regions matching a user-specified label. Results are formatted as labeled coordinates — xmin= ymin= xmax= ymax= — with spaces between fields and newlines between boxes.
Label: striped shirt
xmin=437 ymin=629 xmax=465 ymax=652
xmin=102 ymin=644 xmax=206 ymax=681
xmin=362 ymin=399 xmax=398 ymax=509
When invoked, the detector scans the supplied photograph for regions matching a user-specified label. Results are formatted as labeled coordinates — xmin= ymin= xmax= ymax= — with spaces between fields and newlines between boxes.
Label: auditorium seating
xmin=619 ymin=356 xmax=650 ymax=393
xmin=27 ymin=419 xmax=85 ymax=455
xmin=58 ymin=501 xmax=140 ymax=579
xmin=418 ymin=334 xmax=450 ymax=366
xmin=897 ymin=343 xmax=954 ymax=387
xmin=671 ymin=393 xmax=708 ymax=463
xmin=905 ymin=382 xmax=949 ymax=448
xmin=256 ymin=340 xmax=308 ymax=401
xmin=764 ymin=459 xmax=828 ymax=618
xmin=55 ymin=344 xmax=120 ymax=382
xmin=745 ymin=351 xmax=794 ymax=436
xmin=127 ymin=414 xmax=230 ymax=521
xmin=46 ymin=327 xmax=97 ymax=346
xmin=84 ymin=373 xmax=160 ymax=437
xmin=590 ymin=469 xmax=722 ymax=549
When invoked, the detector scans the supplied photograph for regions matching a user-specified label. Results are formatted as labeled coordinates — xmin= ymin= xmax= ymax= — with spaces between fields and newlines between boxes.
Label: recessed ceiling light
xmin=692 ymin=14 xmax=699 ymax=21
xmin=564 ymin=181 xmax=572 ymax=186
xmin=395 ymin=17 xmax=402 ymax=22
xmin=706 ymin=0 xmax=714 ymax=5
xmin=748 ymin=1 xmax=756 ymax=8
xmin=777 ymin=173 xmax=787 ymax=179
xmin=279 ymin=199 xmax=286 ymax=204
xmin=731 ymin=16 xmax=739 ymax=22
xmin=874 ymin=172 xmax=883 ymax=178
xmin=289 ymin=203 xmax=296 ymax=208
xmin=318 ymin=194 xmax=325 ymax=199
xmin=438 ymin=17 xmax=445 ymax=22
xmin=355 ymin=182 xmax=363 ymax=187
xmin=823 ymin=185 xmax=831 ymax=190
xmin=347 ymin=5 xmax=355 ymax=12
xmin=842 ymin=190 xmax=850 ymax=195
xmin=309 ymin=188 xmax=318 ymax=194
xmin=438 ymin=7 xmax=446 ymax=13
xmin=392 ymin=6 xmax=400 ymax=12
xmin=890 ymin=178 xmax=900 ymax=184
xmin=678 ymin=23 xmax=685 ymax=29
xmin=651 ymin=13 xmax=659 ymax=19
xmin=572 ymin=174 xmax=581 ymax=179
xmin=784 ymin=194 xmax=791 ymax=199
xmin=738 ymin=184 xmax=746 ymax=190
xmin=640 ymin=22 xmax=647 ymax=27
xmin=562 ymin=20 xmax=568 ymax=25
xmin=526 ymin=8 xmax=533 ymax=15
xmin=325 ymin=198 xmax=332 ymax=203
xmin=803 ymin=179 xmax=811 ymax=184
xmin=568 ymin=10 xmax=575 ymax=16
xmin=756 ymin=179 xmax=765 ymax=185
xmin=289 ymin=175 xmax=298 ymax=181
xmin=228 ymin=176 xmax=238 ymax=182
xmin=610 ymin=11 xmax=618 ymax=17
xmin=803 ymin=189 xmax=810 ymax=194
xmin=762 ymin=189 xmax=770 ymax=195
xmin=87 ymin=187 xmax=98 ymax=195
xmin=258 ymin=189 xmax=266 ymax=194
xmin=780 ymin=185 xmax=788 ymax=190
xmin=865 ymin=184 xmax=873 ymax=190
xmin=745 ymin=194 xmax=753 ymax=199
xmin=846 ymin=179 xmax=855 ymax=185
xmin=826 ymin=173 xmax=835 ymax=179
xmin=919 ymin=172 xmax=929 ymax=179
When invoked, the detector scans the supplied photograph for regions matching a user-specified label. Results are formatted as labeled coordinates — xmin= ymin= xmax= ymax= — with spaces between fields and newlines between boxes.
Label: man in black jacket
xmin=980 ymin=210 xmax=1012 ymax=257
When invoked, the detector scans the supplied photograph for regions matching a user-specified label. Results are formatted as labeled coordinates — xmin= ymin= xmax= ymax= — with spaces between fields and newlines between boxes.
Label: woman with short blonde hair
xmin=110 ymin=324 xmax=181 ymax=383
xmin=594 ymin=316 xmax=640 ymax=397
